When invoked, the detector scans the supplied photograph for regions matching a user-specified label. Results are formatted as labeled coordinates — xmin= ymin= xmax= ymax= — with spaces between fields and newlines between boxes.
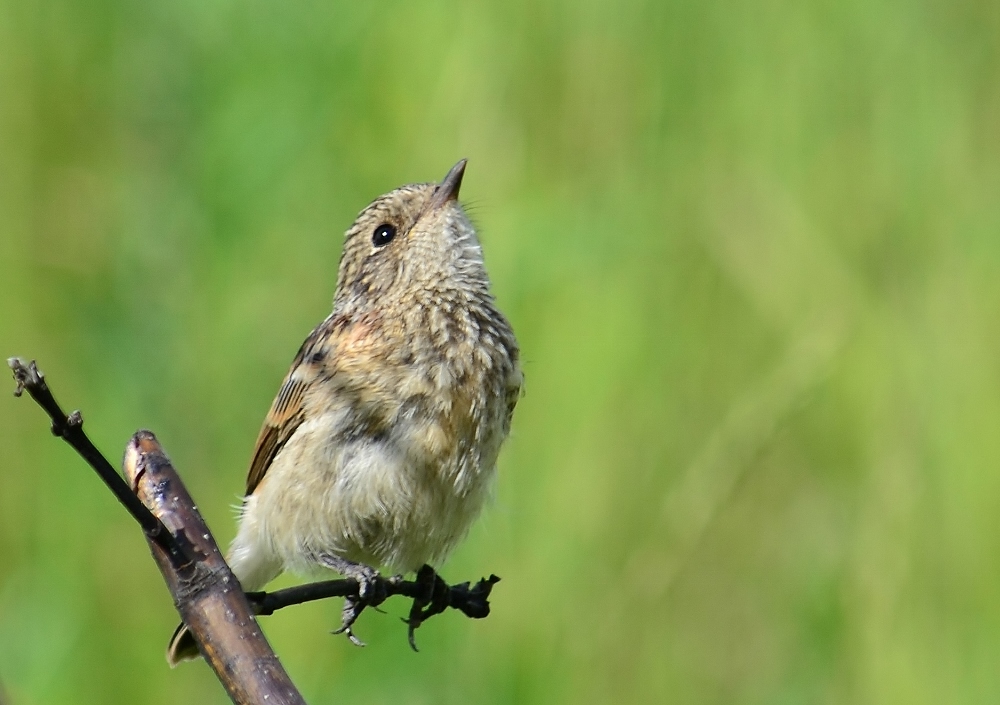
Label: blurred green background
xmin=2 ymin=0 xmax=1000 ymax=702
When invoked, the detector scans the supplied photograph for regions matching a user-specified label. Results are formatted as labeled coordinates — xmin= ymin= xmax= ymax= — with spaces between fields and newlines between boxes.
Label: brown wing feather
xmin=245 ymin=376 xmax=307 ymax=495
xmin=245 ymin=317 xmax=342 ymax=495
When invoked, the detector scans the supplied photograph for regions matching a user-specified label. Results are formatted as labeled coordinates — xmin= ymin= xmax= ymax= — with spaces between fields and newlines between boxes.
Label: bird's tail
xmin=167 ymin=623 xmax=201 ymax=667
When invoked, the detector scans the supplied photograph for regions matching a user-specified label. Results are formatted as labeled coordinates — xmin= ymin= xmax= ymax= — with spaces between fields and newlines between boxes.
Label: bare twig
xmin=7 ymin=358 xmax=183 ymax=561
xmin=251 ymin=572 xmax=499 ymax=618
xmin=8 ymin=358 xmax=503 ymax=699
xmin=249 ymin=566 xmax=500 ymax=651
xmin=9 ymin=359 xmax=304 ymax=703
xmin=124 ymin=432 xmax=305 ymax=705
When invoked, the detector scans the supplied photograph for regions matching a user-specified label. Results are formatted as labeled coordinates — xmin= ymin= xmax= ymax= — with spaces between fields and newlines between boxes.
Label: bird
xmin=167 ymin=160 xmax=522 ymax=665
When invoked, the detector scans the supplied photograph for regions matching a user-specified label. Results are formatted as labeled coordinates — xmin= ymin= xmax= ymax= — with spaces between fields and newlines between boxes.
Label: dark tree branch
xmin=250 ymin=573 xmax=499 ymax=619
xmin=248 ymin=567 xmax=500 ymax=651
xmin=7 ymin=358 xmax=184 ymax=561
xmin=9 ymin=358 xmax=503 ymax=700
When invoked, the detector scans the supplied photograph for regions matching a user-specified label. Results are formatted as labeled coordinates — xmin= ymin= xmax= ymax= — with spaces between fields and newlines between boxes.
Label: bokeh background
xmin=2 ymin=0 xmax=1000 ymax=703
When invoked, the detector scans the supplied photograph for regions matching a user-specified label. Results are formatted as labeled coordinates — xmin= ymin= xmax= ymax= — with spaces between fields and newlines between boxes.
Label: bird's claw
xmin=402 ymin=565 xmax=450 ymax=652
xmin=320 ymin=559 xmax=388 ymax=646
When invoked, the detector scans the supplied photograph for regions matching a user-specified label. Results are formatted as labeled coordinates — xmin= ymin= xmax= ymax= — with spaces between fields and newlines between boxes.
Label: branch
xmin=9 ymin=358 xmax=304 ymax=704
xmin=9 ymin=358 xmax=502 ymax=695
xmin=7 ymin=358 xmax=183 ymax=561
xmin=249 ymin=567 xmax=500 ymax=651
xmin=252 ymin=573 xmax=499 ymax=618
xmin=123 ymin=431 xmax=305 ymax=705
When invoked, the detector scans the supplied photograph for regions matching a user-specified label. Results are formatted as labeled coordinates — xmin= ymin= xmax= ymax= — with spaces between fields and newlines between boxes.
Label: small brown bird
xmin=168 ymin=160 xmax=522 ymax=664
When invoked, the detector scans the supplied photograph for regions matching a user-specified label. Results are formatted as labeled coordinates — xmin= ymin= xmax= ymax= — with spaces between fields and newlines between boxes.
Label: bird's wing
xmin=245 ymin=318 xmax=339 ymax=496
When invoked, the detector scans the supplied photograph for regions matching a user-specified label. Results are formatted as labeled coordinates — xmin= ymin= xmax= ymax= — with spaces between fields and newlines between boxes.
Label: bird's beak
xmin=428 ymin=159 xmax=467 ymax=211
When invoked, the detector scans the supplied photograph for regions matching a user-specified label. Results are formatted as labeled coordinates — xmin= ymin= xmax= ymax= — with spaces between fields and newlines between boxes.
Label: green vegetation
xmin=2 ymin=0 xmax=1000 ymax=702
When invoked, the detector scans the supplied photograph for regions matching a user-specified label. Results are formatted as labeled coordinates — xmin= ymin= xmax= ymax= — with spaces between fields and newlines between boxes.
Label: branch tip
xmin=11 ymin=357 xmax=180 ymax=559
xmin=9 ymin=356 xmax=41 ymax=397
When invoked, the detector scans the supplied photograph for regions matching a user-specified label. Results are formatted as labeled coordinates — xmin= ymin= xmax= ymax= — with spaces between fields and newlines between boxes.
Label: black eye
xmin=372 ymin=223 xmax=396 ymax=247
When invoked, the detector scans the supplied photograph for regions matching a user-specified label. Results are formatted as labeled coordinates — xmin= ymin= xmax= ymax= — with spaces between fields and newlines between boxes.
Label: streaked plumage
xmin=168 ymin=160 xmax=521 ymax=664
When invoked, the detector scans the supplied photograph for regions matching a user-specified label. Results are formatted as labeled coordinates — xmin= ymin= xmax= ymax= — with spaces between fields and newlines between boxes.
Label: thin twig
xmin=9 ymin=356 xmax=502 ymax=684
xmin=250 ymin=574 xmax=500 ymax=618
xmin=7 ymin=358 xmax=184 ymax=561
xmin=249 ymin=568 xmax=500 ymax=650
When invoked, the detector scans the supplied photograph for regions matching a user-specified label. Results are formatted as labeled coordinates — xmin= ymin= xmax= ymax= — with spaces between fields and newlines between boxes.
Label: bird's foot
xmin=317 ymin=556 xmax=393 ymax=646
xmin=402 ymin=564 xmax=450 ymax=652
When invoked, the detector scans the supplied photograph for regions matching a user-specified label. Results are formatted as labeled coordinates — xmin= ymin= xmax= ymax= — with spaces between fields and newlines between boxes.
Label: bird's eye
xmin=372 ymin=223 xmax=396 ymax=247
